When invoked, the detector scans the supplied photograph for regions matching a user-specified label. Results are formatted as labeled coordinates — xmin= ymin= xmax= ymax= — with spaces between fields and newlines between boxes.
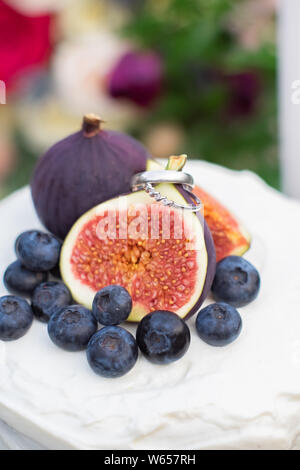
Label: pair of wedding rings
xmin=131 ymin=170 xmax=202 ymax=212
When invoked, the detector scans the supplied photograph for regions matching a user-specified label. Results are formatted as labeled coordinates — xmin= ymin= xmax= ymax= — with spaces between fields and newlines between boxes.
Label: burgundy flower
xmin=224 ymin=71 xmax=260 ymax=117
xmin=0 ymin=0 xmax=53 ymax=91
xmin=108 ymin=51 xmax=163 ymax=107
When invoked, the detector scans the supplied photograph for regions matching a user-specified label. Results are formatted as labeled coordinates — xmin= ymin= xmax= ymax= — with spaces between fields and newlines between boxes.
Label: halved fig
xmin=193 ymin=186 xmax=250 ymax=262
xmin=61 ymin=158 xmax=216 ymax=322
xmin=147 ymin=159 xmax=251 ymax=262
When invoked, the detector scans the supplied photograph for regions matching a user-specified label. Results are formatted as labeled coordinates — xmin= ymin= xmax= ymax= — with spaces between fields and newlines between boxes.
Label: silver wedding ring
xmin=131 ymin=170 xmax=202 ymax=212
xmin=131 ymin=170 xmax=194 ymax=191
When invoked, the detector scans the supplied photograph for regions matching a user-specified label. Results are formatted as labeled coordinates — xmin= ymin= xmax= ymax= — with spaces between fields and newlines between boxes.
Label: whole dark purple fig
xmin=31 ymin=114 xmax=150 ymax=240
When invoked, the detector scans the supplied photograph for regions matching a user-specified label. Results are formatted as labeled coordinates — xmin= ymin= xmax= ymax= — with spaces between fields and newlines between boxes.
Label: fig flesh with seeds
xmin=60 ymin=157 xmax=216 ymax=322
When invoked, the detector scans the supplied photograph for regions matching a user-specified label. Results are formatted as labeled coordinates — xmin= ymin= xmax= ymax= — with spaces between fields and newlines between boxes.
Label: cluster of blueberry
xmin=0 ymin=229 xmax=260 ymax=379
xmin=1 ymin=230 xmax=64 ymax=340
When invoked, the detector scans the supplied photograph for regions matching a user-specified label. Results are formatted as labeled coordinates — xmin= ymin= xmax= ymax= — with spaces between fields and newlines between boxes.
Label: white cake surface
xmin=0 ymin=160 xmax=300 ymax=450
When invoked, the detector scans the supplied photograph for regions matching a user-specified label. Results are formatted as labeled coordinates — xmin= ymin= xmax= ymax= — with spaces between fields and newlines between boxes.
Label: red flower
xmin=108 ymin=51 xmax=163 ymax=108
xmin=0 ymin=0 xmax=53 ymax=91
xmin=224 ymin=71 xmax=261 ymax=117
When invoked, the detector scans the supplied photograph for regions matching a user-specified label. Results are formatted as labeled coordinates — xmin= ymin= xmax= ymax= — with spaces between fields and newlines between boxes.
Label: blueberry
xmin=136 ymin=311 xmax=190 ymax=365
xmin=15 ymin=230 xmax=62 ymax=272
xmin=196 ymin=302 xmax=242 ymax=347
xmin=31 ymin=281 xmax=72 ymax=323
xmin=92 ymin=285 xmax=132 ymax=326
xmin=87 ymin=326 xmax=138 ymax=378
xmin=0 ymin=296 xmax=33 ymax=341
xmin=48 ymin=305 xmax=98 ymax=352
xmin=211 ymin=256 xmax=260 ymax=308
xmin=4 ymin=260 xmax=48 ymax=296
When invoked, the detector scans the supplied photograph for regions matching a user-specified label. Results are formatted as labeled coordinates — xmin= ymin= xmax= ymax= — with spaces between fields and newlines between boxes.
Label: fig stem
xmin=165 ymin=154 xmax=187 ymax=171
xmin=82 ymin=114 xmax=105 ymax=137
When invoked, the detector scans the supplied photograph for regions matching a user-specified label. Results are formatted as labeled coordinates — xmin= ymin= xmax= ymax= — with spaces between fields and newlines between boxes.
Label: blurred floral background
xmin=0 ymin=0 xmax=277 ymax=199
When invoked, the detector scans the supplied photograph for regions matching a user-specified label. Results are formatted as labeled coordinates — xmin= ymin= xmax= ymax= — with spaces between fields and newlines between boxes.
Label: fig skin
xmin=31 ymin=115 xmax=150 ymax=240
xmin=176 ymin=185 xmax=216 ymax=320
